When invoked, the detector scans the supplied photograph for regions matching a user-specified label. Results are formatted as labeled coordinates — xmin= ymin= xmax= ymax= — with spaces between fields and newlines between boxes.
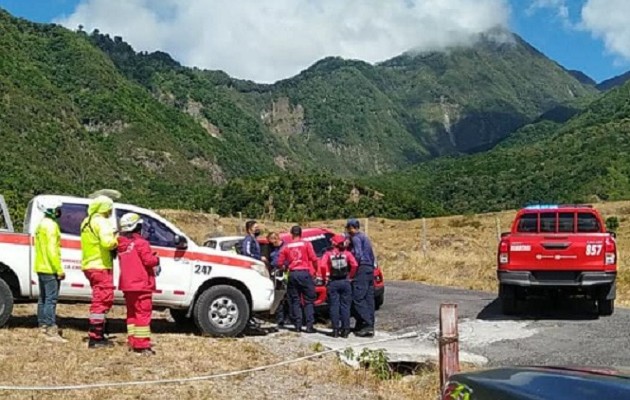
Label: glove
xmin=57 ymin=272 xmax=66 ymax=281
xmin=154 ymin=265 xmax=162 ymax=277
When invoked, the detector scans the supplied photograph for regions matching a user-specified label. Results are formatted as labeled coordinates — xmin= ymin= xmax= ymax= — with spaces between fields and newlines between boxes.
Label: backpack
xmin=330 ymin=253 xmax=349 ymax=278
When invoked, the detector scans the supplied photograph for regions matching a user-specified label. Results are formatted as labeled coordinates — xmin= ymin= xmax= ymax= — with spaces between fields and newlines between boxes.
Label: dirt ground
xmin=3 ymin=201 xmax=627 ymax=399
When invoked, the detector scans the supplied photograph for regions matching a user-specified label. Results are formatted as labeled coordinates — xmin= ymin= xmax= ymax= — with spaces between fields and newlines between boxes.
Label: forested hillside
xmin=0 ymin=8 xmax=618 ymax=222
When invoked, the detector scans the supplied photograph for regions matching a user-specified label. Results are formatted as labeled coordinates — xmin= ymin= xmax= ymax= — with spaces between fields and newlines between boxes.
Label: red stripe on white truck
xmin=71 ymin=283 xmax=85 ymax=288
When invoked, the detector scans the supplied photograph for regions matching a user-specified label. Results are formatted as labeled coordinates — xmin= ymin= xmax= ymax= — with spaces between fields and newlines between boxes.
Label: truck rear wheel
xmin=598 ymin=299 xmax=614 ymax=316
xmin=499 ymin=284 xmax=518 ymax=315
xmin=0 ymin=278 xmax=14 ymax=328
xmin=193 ymin=285 xmax=250 ymax=337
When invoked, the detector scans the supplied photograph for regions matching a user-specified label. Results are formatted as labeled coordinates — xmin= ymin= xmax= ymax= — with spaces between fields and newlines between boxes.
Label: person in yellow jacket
xmin=34 ymin=199 xmax=68 ymax=343
xmin=80 ymin=195 xmax=118 ymax=348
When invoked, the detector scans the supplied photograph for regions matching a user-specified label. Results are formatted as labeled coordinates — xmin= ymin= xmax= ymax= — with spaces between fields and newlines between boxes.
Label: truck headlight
xmin=250 ymin=263 xmax=270 ymax=279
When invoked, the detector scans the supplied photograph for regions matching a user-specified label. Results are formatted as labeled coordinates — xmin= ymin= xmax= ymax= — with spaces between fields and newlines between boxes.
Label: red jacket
xmin=118 ymin=233 xmax=160 ymax=292
xmin=319 ymin=249 xmax=358 ymax=281
xmin=277 ymin=239 xmax=318 ymax=275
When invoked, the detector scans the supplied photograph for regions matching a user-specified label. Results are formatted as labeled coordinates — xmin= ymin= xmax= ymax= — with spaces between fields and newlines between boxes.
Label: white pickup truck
xmin=0 ymin=194 xmax=274 ymax=337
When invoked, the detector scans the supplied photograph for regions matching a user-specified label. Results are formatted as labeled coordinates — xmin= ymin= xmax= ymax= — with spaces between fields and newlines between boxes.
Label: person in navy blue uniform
xmin=241 ymin=220 xmax=265 ymax=262
xmin=267 ymin=232 xmax=290 ymax=328
xmin=277 ymin=226 xmax=318 ymax=333
xmin=320 ymin=235 xmax=358 ymax=338
xmin=346 ymin=218 xmax=376 ymax=337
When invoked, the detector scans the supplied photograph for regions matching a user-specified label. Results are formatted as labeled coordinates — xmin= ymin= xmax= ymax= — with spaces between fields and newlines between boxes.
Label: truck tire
xmin=499 ymin=284 xmax=518 ymax=315
xmin=0 ymin=278 xmax=14 ymax=328
xmin=375 ymin=293 xmax=384 ymax=310
xmin=598 ymin=299 xmax=614 ymax=316
xmin=193 ymin=285 xmax=250 ymax=337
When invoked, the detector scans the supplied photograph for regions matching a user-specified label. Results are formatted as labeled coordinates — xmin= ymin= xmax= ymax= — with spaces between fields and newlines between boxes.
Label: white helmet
xmin=37 ymin=198 xmax=63 ymax=214
xmin=119 ymin=213 xmax=143 ymax=233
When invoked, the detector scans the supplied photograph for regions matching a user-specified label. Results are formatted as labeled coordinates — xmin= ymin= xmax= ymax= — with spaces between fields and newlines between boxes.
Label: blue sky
xmin=0 ymin=0 xmax=628 ymax=83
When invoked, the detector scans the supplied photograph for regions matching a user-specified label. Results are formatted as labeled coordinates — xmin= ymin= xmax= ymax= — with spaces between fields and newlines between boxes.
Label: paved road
xmin=377 ymin=281 xmax=630 ymax=367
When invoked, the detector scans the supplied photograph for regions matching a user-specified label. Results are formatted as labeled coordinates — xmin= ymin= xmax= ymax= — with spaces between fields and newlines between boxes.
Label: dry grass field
xmin=2 ymin=201 xmax=628 ymax=399
xmin=162 ymin=200 xmax=630 ymax=305
xmin=0 ymin=303 xmax=434 ymax=400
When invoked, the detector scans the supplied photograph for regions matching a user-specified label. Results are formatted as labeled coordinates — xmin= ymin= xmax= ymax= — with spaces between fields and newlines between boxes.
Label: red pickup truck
xmin=497 ymin=205 xmax=617 ymax=316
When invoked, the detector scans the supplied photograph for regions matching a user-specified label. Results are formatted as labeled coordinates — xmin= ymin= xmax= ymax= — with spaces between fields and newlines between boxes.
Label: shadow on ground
xmin=6 ymin=314 xmax=280 ymax=337
xmin=477 ymin=297 xmax=600 ymax=321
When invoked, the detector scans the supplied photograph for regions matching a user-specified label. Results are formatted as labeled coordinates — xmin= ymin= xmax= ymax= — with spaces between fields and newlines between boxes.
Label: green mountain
xmin=598 ymin=71 xmax=630 ymax=91
xmin=0 ymin=8 xmax=603 ymax=220
xmin=369 ymin=79 xmax=630 ymax=217
xmin=89 ymin=28 xmax=596 ymax=174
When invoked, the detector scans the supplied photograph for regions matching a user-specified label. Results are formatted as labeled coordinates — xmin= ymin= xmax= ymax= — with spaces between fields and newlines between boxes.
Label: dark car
xmin=443 ymin=366 xmax=630 ymax=399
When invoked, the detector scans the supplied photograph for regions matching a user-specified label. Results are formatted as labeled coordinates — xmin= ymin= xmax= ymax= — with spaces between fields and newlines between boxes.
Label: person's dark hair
xmin=267 ymin=232 xmax=279 ymax=241
xmin=245 ymin=220 xmax=257 ymax=233
xmin=290 ymin=225 xmax=302 ymax=238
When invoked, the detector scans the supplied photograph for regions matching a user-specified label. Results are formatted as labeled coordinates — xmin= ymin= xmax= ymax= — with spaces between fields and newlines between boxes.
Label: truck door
xmin=114 ymin=209 xmax=192 ymax=305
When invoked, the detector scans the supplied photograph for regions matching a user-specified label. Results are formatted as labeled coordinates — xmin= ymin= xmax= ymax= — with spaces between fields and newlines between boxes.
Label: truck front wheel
xmin=193 ymin=285 xmax=250 ymax=337
xmin=0 ymin=278 xmax=14 ymax=328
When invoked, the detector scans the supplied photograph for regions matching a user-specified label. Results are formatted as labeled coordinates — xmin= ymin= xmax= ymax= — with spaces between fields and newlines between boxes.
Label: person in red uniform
xmin=117 ymin=213 xmax=160 ymax=355
xmin=277 ymin=225 xmax=318 ymax=333
xmin=319 ymin=235 xmax=358 ymax=338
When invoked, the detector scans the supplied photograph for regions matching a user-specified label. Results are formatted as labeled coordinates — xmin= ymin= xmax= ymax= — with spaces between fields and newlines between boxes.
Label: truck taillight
xmin=499 ymin=240 xmax=509 ymax=265
xmin=605 ymin=237 xmax=616 ymax=265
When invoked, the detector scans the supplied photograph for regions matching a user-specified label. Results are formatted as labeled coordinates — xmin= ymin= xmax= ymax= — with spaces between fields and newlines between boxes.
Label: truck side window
xmin=58 ymin=204 xmax=89 ymax=236
xmin=577 ymin=213 xmax=600 ymax=233
xmin=115 ymin=210 xmax=177 ymax=248
xmin=558 ymin=212 xmax=575 ymax=233
xmin=540 ymin=212 xmax=556 ymax=233
xmin=517 ymin=214 xmax=538 ymax=233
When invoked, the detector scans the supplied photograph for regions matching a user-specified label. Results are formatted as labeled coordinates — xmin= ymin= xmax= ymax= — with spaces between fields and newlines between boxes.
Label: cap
xmin=346 ymin=218 xmax=360 ymax=229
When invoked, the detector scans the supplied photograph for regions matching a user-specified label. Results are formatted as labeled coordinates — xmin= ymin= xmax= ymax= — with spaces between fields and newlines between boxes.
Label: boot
xmin=305 ymin=326 xmax=316 ymax=334
xmin=354 ymin=327 xmax=375 ymax=338
xmin=39 ymin=325 xmax=49 ymax=336
xmin=331 ymin=329 xmax=339 ymax=338
xmin=45 ymin=326 xmax=68 ymax=343
xmin=133 ymin=348 xmax=156 ymax=356
xmin=340 ymin=329 xmax=350 ymax=339
xmin=88 ymin=338 xmax=114 ymax=349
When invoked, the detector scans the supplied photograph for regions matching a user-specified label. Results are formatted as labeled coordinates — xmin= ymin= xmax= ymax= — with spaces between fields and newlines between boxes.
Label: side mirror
xmin=501 ymin=232 xmax=510 ymax=238
xmin=174 ymin=235 xmax=188 ymax=250
xmin=608 ymin=231 xmax=617 ymax=239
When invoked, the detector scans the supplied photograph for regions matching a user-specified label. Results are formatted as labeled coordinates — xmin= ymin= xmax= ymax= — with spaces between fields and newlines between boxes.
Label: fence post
xmin=421 ymin=218 xmax=428 ymax=257
xmin=439 ymin=303 xmax=460 ymax=390
xmin=495 ymin=216 xmax=501 ymax=242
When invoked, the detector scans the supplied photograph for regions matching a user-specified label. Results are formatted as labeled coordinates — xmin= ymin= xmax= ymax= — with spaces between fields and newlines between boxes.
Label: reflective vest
xmin=81 ymin=213 xmax=117 ymax=270
xmin=34 ymin=217 xmax=63 ymax=275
